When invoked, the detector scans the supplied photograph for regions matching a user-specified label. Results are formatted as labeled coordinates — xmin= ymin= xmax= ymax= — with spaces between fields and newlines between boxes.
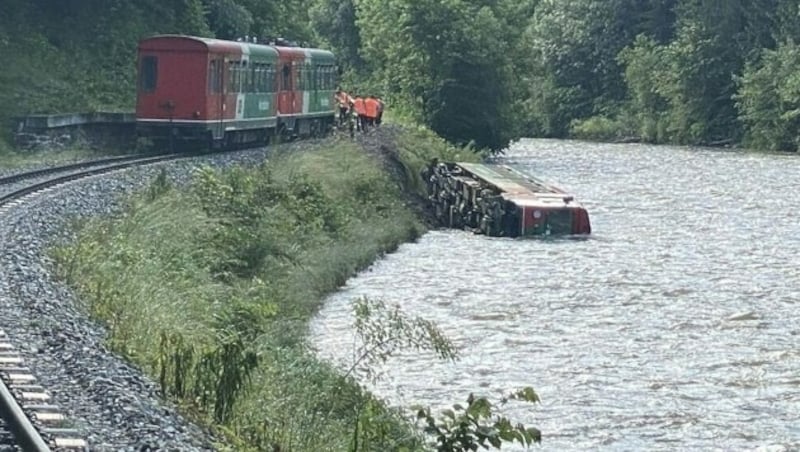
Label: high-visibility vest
xmin=353 ymin=98 xmax=366 ymax=115
xmin=364 ymin=98 xmax=379 ymax=118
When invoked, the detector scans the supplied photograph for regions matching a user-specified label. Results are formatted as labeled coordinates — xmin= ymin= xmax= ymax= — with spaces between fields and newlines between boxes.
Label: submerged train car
xmin=135 ymin=35 xmax=336 ymax=148
xmin=425 ymin=161 xmax=591 ymax=237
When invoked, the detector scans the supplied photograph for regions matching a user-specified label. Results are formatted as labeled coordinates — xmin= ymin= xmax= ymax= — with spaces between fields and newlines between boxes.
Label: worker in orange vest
xmin=364 ymin=96 xmax=380 ymax=131
xmin=334 ymin=88 xmax=353 ymax=127
xmin=352 ymin=95 xmax=367 ymax=132
xmin=375 ymin=97 xmax=385 ymax=126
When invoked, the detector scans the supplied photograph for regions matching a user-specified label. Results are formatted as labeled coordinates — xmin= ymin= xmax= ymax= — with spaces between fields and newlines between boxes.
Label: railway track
xmin=0 ymin=151 xmax=209 ymax=451
xmin=1 ymin=329 xmax=85 ymax=451
xmin=0 ymin=153 xmax=193 ymax=206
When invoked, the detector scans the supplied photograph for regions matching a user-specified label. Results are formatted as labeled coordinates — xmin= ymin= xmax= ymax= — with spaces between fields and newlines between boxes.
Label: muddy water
xmin=310 ymin=139 xmax=800 ymax=451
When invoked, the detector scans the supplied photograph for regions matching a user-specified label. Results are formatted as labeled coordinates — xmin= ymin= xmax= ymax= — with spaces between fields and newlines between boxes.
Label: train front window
xmin=140 ymin=56 xmax=158 ymax=92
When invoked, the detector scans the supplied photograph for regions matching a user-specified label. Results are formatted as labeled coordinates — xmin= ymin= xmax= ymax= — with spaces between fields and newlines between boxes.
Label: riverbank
xmin=309 ymin=138 xmax=800 ymax=450
xmin=50 ymin=124 xmax=479 ymax=450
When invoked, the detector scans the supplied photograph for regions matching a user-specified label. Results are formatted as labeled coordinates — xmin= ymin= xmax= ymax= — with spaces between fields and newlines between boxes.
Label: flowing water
xmin=310 ymin=139 xmax=800 ymax=451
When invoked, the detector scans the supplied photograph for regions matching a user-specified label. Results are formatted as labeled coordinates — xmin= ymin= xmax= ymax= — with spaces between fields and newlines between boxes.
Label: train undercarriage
xmin=423 ymin=161 xmax=591 ymax=237
xmin=138 ymin=115 xmax=334 ymax=152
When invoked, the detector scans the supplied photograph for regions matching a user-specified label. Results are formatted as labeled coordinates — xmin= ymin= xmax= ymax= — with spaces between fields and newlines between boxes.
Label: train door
xmin=235 ymin=57 xmax=250 ymax=123
xmin=302 ymin=61 xmax=311 ymax=115
xmin=207 ymin=56 xmax=225 ymax=140
xmin=219 ymin=56 xmax=227 ymax=138
xmin=278 ymin=61 xmax=296 ymax=115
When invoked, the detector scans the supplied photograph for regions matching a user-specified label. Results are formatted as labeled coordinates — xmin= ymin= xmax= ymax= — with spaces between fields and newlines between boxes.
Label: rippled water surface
xmin=310 ymin=139 xmax=800 ymax=451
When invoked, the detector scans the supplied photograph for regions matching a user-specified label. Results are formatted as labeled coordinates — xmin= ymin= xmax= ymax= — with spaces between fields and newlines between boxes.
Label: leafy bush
xmin=414 ymin=390 xmax=541 ymax=451
xmin=570 ymin=115 xmax=626 ymax=142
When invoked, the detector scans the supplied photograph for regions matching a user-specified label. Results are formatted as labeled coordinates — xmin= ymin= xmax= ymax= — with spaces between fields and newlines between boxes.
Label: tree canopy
xmin=3 ymin=0 xmax=800 ymax=151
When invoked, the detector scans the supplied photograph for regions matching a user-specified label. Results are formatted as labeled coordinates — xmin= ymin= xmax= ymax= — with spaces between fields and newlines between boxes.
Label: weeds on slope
xmin=52 ymin=134 xmax=540 ymax=451
xmin=53 ymin=140 xmax=424 ymax=450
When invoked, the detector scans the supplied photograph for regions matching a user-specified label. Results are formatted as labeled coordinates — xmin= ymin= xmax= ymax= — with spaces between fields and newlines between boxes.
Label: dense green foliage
xmin=4 ymin=0 xmax=800 ymax=152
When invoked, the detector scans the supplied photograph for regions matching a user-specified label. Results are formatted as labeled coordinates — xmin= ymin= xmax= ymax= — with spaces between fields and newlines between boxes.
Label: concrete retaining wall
xmin=13 ymin=112 xmax=136 ymax=152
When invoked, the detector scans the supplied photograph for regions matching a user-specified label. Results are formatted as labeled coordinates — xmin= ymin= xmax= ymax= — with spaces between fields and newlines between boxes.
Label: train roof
xmin=139 ymin=35 xmax=333 ymax=61
xmin=138 ymin=35 xmax=277 ymax=57
xmin=274 ymin=46 xmax=335 ymax=61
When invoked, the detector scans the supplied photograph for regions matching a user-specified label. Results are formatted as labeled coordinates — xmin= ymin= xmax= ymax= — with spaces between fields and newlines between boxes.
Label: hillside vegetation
xmin=314 ymin=0 xmax=800 ymax=151
xmin=56 ymin=137 xmax=427 ymax=450
xmin=4 ymin=1 xmax=800 ymax=154
xmin=53 ymin=130 xmax=547 ymax=451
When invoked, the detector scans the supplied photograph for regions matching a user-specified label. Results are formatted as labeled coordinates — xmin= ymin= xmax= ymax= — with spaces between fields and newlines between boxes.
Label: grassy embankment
xmin=52 ymin=126 xmax=480 ymax=451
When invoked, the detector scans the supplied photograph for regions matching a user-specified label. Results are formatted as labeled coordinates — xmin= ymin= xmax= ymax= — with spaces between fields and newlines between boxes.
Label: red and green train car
xmin=135 ymin=35 xmax=337 ymax=149
xmin=425 ymin=162 xmax=592 ymax=237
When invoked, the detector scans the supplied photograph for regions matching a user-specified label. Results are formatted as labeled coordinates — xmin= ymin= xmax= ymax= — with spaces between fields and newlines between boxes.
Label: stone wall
xmin=13 ymin=112 xmax=137 ymax=152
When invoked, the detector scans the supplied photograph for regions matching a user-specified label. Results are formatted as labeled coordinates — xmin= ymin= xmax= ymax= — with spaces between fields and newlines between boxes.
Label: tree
xmin=617 ymin=34 xmax=670 ymax=142
xmin=654 ymin=0 xmax=793 ymax=144
xmin=203 ymin=0 xmax=253 ymax=39
xmin=521 ymin=0 xmax=653 ymax=136
xmin=773 ymin=1 xmax=800 ymax=43
xmin=735 ymin=41 xmax=800 ymax=151
xmin=310 ymin=0 xmax=366 ymax=73
xmin=356 ymin=0 xmax=517 ymax=151
xmin=236 ymin=0 xmax=315 ymax=43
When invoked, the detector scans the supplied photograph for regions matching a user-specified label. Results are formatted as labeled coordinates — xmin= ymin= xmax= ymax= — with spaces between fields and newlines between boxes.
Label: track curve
xmin=0 ymin=151 xmax=219 ymax=451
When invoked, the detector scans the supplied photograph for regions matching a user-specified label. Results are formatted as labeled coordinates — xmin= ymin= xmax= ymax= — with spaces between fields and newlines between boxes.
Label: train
xmin=135 ymin=35 xmax=337 ymax=150
xmin=425 ymin=161 xmax=591 ymax=236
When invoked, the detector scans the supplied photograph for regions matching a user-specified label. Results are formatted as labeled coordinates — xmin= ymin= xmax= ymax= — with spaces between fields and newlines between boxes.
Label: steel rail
xmin=0 ymin=154 xmax=158 ymax=186
xmin=0 ymin=153 xmax=186 ymax=206
xmin=0 ymin=151 xmax=209 ymax=450
xmin=0 ymin=377 xmax=51 ymax=451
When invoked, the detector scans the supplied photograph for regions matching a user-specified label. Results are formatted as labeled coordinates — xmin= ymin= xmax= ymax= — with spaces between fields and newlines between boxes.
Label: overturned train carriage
xmin=424 ymin=162 xmax=591 ymax=237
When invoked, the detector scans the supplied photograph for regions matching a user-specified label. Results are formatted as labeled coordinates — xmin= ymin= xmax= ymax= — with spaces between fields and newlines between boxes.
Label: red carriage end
xmin=135 ymin=35 xmax=336 ymax=149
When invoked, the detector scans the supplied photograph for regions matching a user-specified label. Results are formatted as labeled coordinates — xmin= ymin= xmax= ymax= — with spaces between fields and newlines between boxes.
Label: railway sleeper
xmin=0 ymin=331 xmax=87 ymax=450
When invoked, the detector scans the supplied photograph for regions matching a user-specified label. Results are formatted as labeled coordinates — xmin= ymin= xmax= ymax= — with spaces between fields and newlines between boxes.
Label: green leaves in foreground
xmin=350 ymin=296 xmax=458 ymax=382
xmin=413 ymin=389 xmax=541 ymax=451
xmin=349 ymin=297 xmax=541 ymax=451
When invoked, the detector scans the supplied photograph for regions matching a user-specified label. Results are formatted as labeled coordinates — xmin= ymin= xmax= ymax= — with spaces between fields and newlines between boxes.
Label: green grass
xmin=52 ymin=132 xmax=480 ymax=451
xmin=0 ymin=146 xmax=127 ymax=170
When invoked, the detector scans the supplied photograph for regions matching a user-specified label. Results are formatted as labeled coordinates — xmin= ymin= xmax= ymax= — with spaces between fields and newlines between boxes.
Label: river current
xmin=310 ymin=139 xmax=800 ymax=451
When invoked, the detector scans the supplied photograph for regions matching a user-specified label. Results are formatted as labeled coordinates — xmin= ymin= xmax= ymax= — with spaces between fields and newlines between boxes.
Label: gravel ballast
xmin=0 ymin=147 xmax=279 ymax=450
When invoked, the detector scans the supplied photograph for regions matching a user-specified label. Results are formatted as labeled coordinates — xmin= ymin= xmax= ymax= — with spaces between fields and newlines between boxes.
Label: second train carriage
xmin=135 ymin=35 xmax=337 ymax=149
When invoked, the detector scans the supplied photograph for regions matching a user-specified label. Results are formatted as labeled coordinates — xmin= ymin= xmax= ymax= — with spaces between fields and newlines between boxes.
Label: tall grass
xmin=52 ymin=137 xmax=455 ymax=451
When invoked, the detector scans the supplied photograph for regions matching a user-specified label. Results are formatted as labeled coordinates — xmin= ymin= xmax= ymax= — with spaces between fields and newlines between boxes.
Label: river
xmin=309 ymin=139 xmax=800 ymax=451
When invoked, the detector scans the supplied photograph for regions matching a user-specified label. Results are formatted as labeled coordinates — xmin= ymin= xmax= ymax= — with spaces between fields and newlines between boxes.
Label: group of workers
xmin=335 ymin=89 xmax=384 ymax=134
